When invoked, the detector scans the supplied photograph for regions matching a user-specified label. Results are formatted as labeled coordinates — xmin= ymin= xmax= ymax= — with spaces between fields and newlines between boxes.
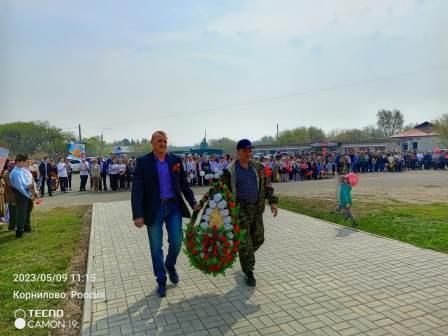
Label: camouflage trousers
xmin=238 ymin=203 xmax=265 ymax=274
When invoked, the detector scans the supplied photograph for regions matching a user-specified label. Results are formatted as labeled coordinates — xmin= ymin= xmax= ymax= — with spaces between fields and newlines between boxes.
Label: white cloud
xmin=207 ymin=0 xmax=419 ymax=40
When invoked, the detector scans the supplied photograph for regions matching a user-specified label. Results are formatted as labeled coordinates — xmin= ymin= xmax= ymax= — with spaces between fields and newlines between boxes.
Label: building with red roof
xmin=390 ymin=122 xmax=440 ymax=152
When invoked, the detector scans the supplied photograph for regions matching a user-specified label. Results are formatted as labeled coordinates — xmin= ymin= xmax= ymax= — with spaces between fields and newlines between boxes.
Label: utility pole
xmin=78 ymin=124 xmax=82 ymax=142
xmin=276 ymin=124 xmax=279 ymax=142
xmin=101 ymin=128 xmax=111 ymax=156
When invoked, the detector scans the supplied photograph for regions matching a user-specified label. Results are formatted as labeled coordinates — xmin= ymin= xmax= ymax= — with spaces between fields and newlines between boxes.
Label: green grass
xmin=0 ymin=206 xmax=88 ymax=335
xmin=279 ymin=196 xmax=448 ymax=254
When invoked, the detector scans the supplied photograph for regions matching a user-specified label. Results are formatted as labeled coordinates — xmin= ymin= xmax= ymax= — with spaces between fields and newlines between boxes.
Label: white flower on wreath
xmin=200 ymin=222 xmax=208 ymax=230
xmin=213 ymin=193 xmax=223 ymax=203
xmin=220 ymin=209 xmax=229 ymax=217
xmin=224 ymin=224 xmax=232 ymax=231
xmin=208 ymin=201 xmax=217 ymax=209
xmin=205 ymin=208 xmax=213 ymax=215
xmin=202 ymin=214 xmax=210 ymax=222
xmin=224 ymin=216 xmax=232 ymax=225
xmin=217 ymin=200 xmax=227 ymax=209
xmin=226 ymin=232 xmax=234 ymax=239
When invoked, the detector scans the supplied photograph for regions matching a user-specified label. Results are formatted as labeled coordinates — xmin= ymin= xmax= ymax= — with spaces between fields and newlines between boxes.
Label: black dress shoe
xmin=16 ymin=231 xmax=24 ymax=238
xmin=165 ymin=265 xmax=179 ymax=284
xmin=157 ymin=277 xmax=167 ymax=297
xmin=245 ymin=271 xmax=256 ymax=287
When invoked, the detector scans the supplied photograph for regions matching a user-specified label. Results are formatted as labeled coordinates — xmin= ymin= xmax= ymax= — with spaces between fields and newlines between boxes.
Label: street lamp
xmin=101 ymin=128 xmax=112 ymax=156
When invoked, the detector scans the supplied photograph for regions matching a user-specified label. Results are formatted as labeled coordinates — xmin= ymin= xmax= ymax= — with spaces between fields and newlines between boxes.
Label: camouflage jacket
xmin=222 ymin=160 xmax=278 ymax=213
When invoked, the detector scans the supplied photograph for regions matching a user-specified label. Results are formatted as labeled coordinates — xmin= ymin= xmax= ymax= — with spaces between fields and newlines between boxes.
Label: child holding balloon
xmin=335 ymin=173 xmax=358 ymax=227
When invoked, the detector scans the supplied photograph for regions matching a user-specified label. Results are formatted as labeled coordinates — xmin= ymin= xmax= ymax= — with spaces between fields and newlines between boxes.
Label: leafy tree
xmin=209 ymin=137 xmax=237 ymax=154
xmin=432 ymin=114 xmax=448 ymax=146
xmin=327 ymin=126 xmax=385 ymax=142
xmin=277 ymin=126 xmax=325 ymax=145
xmin=254 ymin=136 xmax=275 ymax=145
xmin=377 ymin=109 xmax=404 ymax=137
xmin=0 ymin=121 xmax=74 ymax=157
xmin=132 ymin=142 xmax=152 ymax=156
xmin=84 ymin=136 xmax=113 ymax=157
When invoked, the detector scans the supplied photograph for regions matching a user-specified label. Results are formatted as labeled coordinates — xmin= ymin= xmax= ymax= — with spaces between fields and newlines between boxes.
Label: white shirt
xmin=186 ymin=161 xmax=196 ymax=172
xmin=80 ymin=161 xmax=90 ymax=176
xmin=209 ymin=161 xmax=219 ymax=173
xmin=57 ymin=162 xmax=68 ymax=177
xmin=109 ymin=163 xmax=120 ymax=175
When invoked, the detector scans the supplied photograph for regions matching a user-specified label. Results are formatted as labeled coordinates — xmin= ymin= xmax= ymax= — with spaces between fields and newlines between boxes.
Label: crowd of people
xmin=0 ymin=148 xmax=446 ymax=238
xmin=180 ymin=150 xmax=448 ymax=186
xmin=33 ymin=154 xmax=136 ymax=196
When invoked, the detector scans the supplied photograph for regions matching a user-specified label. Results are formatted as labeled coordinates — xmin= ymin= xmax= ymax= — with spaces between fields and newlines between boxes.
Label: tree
xmin=132 ymin=141 xmax=152 ymax=155
xmin=0 ymin=121 xmax=75 ymax=157
xmin=432 ymin=114 xmax=448 ymax=146
xmin=209 ymin=138 xmax=237 ymax=154
xmin=327 ymin=126 xmax=385 ymax=142
xmin=84 ymin=136 xmax=112 ymax=157
xmin=276 ymin=126 xmax=325 ymax=145
xmin=377 ymin=109 xmax=404 ymax=137
xmin=254 ymin=136 xmax=275 ymax=145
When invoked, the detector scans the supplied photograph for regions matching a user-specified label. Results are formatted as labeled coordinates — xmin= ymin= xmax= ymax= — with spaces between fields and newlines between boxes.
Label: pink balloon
xmin=346 ymin=173 xmax=359 ymax=187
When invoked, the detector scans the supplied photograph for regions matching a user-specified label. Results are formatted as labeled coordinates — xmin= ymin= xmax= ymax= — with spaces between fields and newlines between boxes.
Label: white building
xmin=390 ymin=122 xmax=441 ymax=152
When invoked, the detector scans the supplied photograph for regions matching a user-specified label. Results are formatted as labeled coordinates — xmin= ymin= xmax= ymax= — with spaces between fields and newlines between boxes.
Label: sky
xmin=1 ymin=0 xmax=448 ymax=146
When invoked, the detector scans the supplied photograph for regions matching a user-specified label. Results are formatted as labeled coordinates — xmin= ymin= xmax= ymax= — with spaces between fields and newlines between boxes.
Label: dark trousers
xmin=39 ymin=177 xmax=45 ymax=196
xmin=67 ymin=174 xmax=72 ymax=189
xmin=39 ymin=177 xmax=53 ymax=196
xmin=118 ymin=174 xmax=125 ymax=189
xmin=13 ymin=190 xmax=33 ymax=233
xmin=59 ymin=177 xmax=68 ymax=192
xmin=100 ymin=172 xmax=108 ymax=191
xmin=110 ymin=174 xmax=118 ymax=191
xmin=8 ymin=203 xmax=17 ymax=230
xmin=80 ymin=175 xmax=88 ymax=191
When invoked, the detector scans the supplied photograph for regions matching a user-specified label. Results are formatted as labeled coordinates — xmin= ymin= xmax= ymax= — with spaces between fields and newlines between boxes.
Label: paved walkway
xmin=81 ymin=201 xmax=448 ymax=336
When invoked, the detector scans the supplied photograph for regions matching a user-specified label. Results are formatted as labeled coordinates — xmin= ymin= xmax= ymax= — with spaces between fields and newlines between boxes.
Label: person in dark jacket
xmin=38 ymin=156 xmax=53 ymax=197
xmin=131 ymin=131 xmax=200 ymax=297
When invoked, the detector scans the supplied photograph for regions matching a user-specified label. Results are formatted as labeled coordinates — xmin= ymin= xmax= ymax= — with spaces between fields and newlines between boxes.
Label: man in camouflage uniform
xmin=222 ymin=139 xmax=278 ymax=287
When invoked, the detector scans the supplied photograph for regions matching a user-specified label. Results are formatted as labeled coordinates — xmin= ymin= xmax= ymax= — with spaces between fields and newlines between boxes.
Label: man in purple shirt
xmin=132 ymin=131 xmax=200 ymax=297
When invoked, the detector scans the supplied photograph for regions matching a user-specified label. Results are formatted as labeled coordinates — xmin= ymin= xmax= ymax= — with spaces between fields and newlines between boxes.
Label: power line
xmin=106 ymin=63 xmax=448 ymax=128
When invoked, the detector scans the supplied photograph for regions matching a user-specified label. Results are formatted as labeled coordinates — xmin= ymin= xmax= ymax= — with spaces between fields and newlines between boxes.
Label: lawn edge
xmin=53 ymin=205 xmax=92 ymax=336
xmin=279 ymin=207 xmax=448 ymax=256
xmin=80 ymin=203 xmax=96 ymax=336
